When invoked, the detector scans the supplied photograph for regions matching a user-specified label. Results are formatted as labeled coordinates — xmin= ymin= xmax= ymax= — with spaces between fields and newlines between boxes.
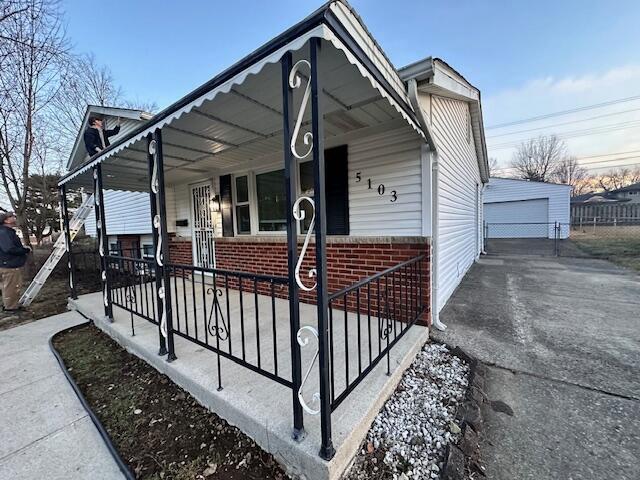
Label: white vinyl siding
xmin=348 ymin=127 xmax=424 ymax=236
xmin=85 ymin=190 xmax=152 ymax=237
xmin=431 ymin=96 xmax=482 ymax=312
xmin=167 ymin=126 xmax=426 ymax=239
xmin=483 ymin=178 xmax=571 ymax=238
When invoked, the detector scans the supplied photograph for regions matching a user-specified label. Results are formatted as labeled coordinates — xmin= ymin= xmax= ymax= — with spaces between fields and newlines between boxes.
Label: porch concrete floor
xmin=70 ymin=278 xmax=428 ymax=480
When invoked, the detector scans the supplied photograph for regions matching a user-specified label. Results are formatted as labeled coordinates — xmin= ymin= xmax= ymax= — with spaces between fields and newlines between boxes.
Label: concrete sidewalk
xmin=434 ymin=255 xmax=640 ymax=480
xmin=0 ymin=311 xmax=124 ymax=480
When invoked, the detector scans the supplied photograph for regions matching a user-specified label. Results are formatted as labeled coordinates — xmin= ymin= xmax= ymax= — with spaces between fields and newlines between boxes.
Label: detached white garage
xmin=483 ymin=178 xmax=570 ymax=238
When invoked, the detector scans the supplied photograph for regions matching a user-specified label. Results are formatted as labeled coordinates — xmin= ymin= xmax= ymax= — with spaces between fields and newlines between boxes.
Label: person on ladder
xmin=83 ymin=115 xmax=121 ymax=156
xmin=0 ymin=212 xmax=31 ymax=312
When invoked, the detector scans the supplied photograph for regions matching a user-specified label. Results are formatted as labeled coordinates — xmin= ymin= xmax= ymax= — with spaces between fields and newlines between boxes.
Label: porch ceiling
xmin=69 ymin=40 xmax=413 ymax=193
xmin=63 ymin=1 xmax=430 ymax=193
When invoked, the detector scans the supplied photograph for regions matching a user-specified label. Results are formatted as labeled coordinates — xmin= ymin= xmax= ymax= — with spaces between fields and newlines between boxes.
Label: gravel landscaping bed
xmin=343 ymin=342 xmax=470 ymax=480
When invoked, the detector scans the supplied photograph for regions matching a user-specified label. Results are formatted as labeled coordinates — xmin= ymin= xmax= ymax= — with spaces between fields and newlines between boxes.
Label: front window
xmin=235 ymin=175 xmax=251 ymax=234
xmin=142 ymin=244 xmax=153 ymax=259
xmin=256 ymin=170 xmax=286 ymax=232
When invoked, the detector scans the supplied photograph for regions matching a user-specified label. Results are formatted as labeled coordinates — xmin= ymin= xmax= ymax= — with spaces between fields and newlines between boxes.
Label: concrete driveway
xmin=433 ymin=254 xmax=640 ymax=480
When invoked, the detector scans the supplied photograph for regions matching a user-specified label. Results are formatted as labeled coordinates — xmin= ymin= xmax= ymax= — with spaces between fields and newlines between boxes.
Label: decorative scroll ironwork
xmin=101 ymin=271 xmax=108 ymax=307
xmin=125 ymin=284 xmax=137 ymax=305
xmin=153 ymin=215 xmax=163 ymax=266
xmin=149 ymin=139 xmax=159 ymax=194
xmin=158 ymin=284 xmax=167 ymax=338
xmin=292 ymin=196 xmax=317 ymax=291
xmin=289 ymin=60 xmax=313 ymax=159
xmin=206 ymin=287 xmax=229 ymax=340
xmin=379 ymin=286 xmax=394 ymax=340
xmin=297 ymin=325 xmax=321 ymax=415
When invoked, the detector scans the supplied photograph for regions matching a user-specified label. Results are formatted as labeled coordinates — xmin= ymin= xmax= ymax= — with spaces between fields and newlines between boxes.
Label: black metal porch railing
xmin=106 ymin=254 xmax=158 ymax=326
xmin=101 ymin=248 xmax=427 ymax=458
xmin=327 ymin=254 xmax=426 ymax=411
xmin=165 ymin=263 xmax=291 ymax=390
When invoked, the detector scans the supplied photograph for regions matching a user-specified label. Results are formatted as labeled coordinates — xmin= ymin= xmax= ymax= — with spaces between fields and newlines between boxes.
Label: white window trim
xmin=232 ymin=173 xmax=254 ymax=235
xmin=229 ymin=161 xmax=315 ymax=237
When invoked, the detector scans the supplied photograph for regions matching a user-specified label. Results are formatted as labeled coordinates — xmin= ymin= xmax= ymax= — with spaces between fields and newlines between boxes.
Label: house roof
xmin=398 ymin=57 xmax=489 ymax=183
xmin=490 ymin=177 xmax=572 ymax=188
xmin=610 ymin=181 xmax=640 ymax=193
xmin=60 ymin=0 xmax=430 ymax=189
xmin=67 ymin=105 xmax=152 ymax=171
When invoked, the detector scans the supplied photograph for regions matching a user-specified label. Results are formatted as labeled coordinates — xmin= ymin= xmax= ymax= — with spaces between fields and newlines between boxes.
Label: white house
xmin=70 ymin=67 xmax=488 ymax=326
xmin=483 ymin=177 xmax=570 ymax=238
xmin=58 ymin=1 xmax=489 ymax=475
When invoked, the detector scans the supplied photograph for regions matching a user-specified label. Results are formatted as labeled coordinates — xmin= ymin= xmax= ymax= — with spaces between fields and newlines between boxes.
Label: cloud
xmin=483 ymin=64 xmax=640 ymax=173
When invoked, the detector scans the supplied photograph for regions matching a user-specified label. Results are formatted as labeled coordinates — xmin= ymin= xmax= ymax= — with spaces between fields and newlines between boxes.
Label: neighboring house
xmin=571 ymin=183 xmax=640 ymax=223
xmin=609 ymin=182 xmax=640 ymax=203
xmin=69 ymin=106 xmax=154 ymax=255
xmin=483 ymin=177 xmax=570 ymax=239
xmin=570 ymin=192 xmax=616 ymax=204
xmin=58 ymin=1 xmax=489 ymax=473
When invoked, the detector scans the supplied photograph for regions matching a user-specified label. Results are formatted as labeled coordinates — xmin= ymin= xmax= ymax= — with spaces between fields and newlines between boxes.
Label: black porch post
xmin=93 ymin=164 xmax=113 ymax=319
xmin=59 ymin=184 xmax=77 ymax=300
xmin=281 ymin=51 xmax=305 ymax=441
xmin=310 ymin=37 xmax=335 ymax=460
xmin=148 ymin=129 xmax=177 ymax=361
xmin=146 ymin=132 xmax=168 ymax=356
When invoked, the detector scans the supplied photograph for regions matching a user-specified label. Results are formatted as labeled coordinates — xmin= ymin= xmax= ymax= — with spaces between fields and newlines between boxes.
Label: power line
xmin=578 ymin=161 xmax=640 ymax=172
xmin=488 ymin=121 xmax=640 ymax=150
xmin=486 ymin=94 xmax=640 ymax=129
xmin=565 ymin=149 xmax=640 ymax=160
xmin=493 ymin=155 xmax=640 ymax=173
xmin=486 ymin=107 xmax=640 ymax=139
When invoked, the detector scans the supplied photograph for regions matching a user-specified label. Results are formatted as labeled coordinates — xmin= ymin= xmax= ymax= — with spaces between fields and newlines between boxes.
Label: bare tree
xmin=597 ymin=167 xmax=640 ymax=192
xmin=510 ymin=135 xmax=567 ymax=182
xmin=488 ymin=157 xmax=499 ymax=177
xmin=48 ymin=53 xmax=156 ymax=159
xmin=48 ymin=53 xmax=123 ymax=145
xmin=552 ymin=156 xmax=588 ymax=194
xmin=0 ymin=0 xmax=68 ymax=244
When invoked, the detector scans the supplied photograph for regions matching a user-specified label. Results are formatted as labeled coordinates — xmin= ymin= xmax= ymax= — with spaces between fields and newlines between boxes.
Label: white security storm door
xmin=484 ymin=199 xmax=549 ymax=238
xmin=190 ymin=182 xmax=216 ymax=269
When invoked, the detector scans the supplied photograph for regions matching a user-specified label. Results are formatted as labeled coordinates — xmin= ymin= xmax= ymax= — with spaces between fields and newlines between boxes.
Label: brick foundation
xmin=168 ymin=236 xmax=431 ymax=325
xmin=168 ymin=234 xmax=193 ymax=264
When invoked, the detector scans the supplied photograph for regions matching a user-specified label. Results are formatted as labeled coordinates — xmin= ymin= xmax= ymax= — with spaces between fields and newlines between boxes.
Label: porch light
xmin=210 ymin=194 xmax=221 ymax=213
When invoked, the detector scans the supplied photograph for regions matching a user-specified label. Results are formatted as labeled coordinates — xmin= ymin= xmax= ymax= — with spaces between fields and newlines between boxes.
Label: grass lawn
xmin=52 ymin=324 xmax=287 ymax=480
xmin=571 ymin=234 xmax=640 ymax=272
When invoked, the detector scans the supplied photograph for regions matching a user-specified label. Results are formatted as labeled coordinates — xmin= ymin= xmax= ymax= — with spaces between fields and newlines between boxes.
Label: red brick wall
xmin=168 ymin=235 xmax=193 ymax=264
xmin=168 ymin=237 xmax=431 ymax=325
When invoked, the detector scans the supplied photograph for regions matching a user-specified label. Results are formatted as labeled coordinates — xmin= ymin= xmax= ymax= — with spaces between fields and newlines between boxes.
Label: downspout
xmin=480 ymin=183 xmax=487 ymax=255
xmin=430 ymin=151 xmax=446 ymax=331
xmin=407 ymin=79 xmax=446 ymax=331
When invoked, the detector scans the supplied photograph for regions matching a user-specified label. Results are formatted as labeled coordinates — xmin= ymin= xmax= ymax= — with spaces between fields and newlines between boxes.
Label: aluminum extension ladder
xmin=19 ymin=194 xmax=95 ymax=306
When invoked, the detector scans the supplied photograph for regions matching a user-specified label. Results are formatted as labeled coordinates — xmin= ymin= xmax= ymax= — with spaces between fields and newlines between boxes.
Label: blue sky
xmin=63 ymin=0 xmax=640 ymax=171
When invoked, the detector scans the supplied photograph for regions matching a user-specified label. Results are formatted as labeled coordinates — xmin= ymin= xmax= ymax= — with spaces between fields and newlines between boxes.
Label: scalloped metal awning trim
xmin=59 ymin=2 xmax=428 ymax=187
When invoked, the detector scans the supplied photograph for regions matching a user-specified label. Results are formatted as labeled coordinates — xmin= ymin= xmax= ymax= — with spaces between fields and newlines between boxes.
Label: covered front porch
xmin=70 ymin=272 xmax=428 ymax=479
xmin=58 ymin=2 xmax=432 ymax=477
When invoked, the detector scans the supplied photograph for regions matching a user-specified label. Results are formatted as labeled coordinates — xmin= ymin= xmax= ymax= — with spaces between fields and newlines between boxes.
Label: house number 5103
xmin=355 ymin=172 xmax=397 ymax=202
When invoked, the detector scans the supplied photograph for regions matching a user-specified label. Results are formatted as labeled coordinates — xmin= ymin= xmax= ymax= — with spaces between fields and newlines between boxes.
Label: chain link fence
xmin=483 ymin=219 xmax=640 ymax=270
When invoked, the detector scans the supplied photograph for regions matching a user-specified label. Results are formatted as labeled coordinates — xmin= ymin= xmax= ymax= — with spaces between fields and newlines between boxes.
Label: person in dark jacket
xmin=0 ymin=212 xmax=30 ymax=311
xmin=83 ymin=115 xmax=121 ymax=156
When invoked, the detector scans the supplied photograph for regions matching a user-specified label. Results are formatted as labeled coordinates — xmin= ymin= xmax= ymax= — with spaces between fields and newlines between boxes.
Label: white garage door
xmin=484 ymin=199 xmax=549 ymax=238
